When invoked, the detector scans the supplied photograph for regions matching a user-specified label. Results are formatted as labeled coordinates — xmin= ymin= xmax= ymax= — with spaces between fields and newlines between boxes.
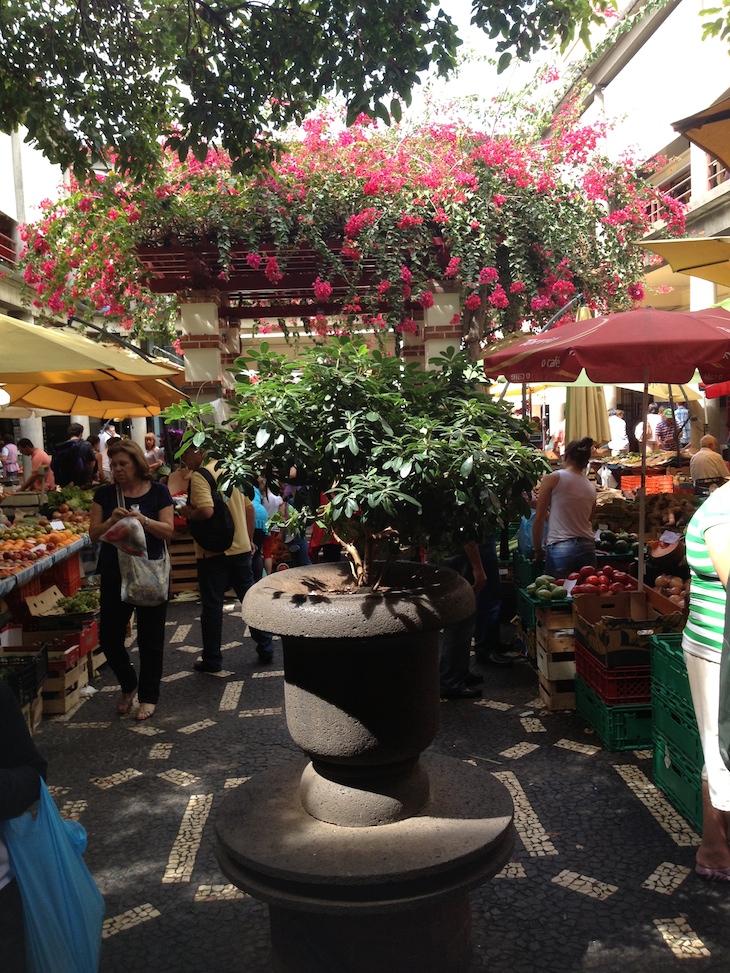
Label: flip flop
xmin=695 ymin=863 xmax=730 ymax=882
xmin=117 ymin=694 xmax=135 ymax=715
xmin=135 ymin=705 xmax=156 ymax=722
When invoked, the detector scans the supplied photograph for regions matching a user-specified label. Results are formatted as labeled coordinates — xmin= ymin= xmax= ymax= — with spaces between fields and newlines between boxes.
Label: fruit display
xmin=525 ymin=575 xmax=569 ymax=601
xmin=47 ymin=486 xmax=95 ymax=512
xmin=568 ymin=564 xmax=638 ymax=595
xmin=643 ymin=494 xmax=697 ymax=533
xmin=596 ymin=529 xmax=640 ymax=556
xmin=601 ymin=450 xmax=680 ymax=468
xmin=0 ymin=517 xmax=89 ymax=580
xmin=57 ymin=590 xmax=100 ymax=614
xmin=652 ymin=574 xmax=691 ymax=611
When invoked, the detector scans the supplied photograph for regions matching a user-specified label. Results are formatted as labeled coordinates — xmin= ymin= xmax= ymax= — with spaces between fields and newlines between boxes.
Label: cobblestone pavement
xmin=34 ymin=597 xmax=730 ymax=973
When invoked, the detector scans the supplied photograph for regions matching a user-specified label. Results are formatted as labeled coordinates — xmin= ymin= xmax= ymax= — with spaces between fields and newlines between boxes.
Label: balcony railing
xmin=0 ymin=231 xmax=16 ymax=264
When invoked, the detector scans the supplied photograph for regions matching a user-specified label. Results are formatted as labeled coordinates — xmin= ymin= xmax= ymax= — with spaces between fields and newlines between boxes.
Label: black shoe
xmin=194 ymin=660 xmax=222 ymax=673
xmin=482 ymin=651 xmax=513 ymax=668
xmin=257 ymin=653 xmax=274 ymax=666
xmin=465 ymin=672 xmax=484 ymax=686
xmin=440 ymin=685 xmax=483 ymax=699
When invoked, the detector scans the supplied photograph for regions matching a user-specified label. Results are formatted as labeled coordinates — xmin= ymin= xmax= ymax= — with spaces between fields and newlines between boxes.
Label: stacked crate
xmin=169 ymin=525 xmax=199 ymax=594
xmin=511 ymin=552 xmax=540 ymax=661
xmin=572 ymin=589 xmax=684 ymax=751
xmin=651 ymin=633 xmax=703 ymax=834
xmin=574 ymin=642 xmax=653 ymax=750
xmin=535 ymin=604 xmax=576 ymax=710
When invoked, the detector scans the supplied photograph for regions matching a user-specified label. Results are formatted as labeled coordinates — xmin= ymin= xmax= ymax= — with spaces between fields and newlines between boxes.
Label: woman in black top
xmin=90 ymin=440 xmax=174 ymax=721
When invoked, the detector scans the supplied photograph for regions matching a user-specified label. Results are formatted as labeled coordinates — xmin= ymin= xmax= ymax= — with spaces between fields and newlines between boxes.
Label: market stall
xmin=483 ymin=306 xmax=730 ymax=837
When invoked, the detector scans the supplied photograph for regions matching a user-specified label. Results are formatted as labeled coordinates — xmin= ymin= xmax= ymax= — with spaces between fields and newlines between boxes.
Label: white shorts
xmin=684 ymin=650 xmax=730 ymax=811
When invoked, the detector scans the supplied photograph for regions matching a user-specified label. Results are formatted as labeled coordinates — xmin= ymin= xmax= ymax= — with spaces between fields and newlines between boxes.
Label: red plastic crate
xmin=47 ymin=554 xmax=82 ymax=596
xmin=4 ymin=575 xmax=44 ymax=621
xmin=574 ymin=640 xmax=651 ymax=705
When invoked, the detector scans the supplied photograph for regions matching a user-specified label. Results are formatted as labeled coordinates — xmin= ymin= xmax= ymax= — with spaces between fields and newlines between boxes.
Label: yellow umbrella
xmin=4 ymin=377 xmax=184 ymax=418
xmin=563 ymin=306 xmax=611 ymax=446
xmin=614 ymin=382 xmax=704 ymax=402
xmin=0 ymin=315 xmax=181 ymax=383
xmin=637 ymin=237 xmax=730 ymax=288
xmin=673 ymin=97 xmax=730 ymax=172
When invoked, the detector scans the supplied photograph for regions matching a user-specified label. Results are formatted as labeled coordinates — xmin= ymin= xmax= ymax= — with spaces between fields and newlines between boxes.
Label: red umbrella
xmin=482 ymin=307 xmax=730 ymax=385
xmin=483 ymin=306 xmax=730 ymax=591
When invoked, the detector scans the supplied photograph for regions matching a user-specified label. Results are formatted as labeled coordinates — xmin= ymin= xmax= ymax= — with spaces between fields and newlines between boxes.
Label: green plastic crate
xmin=652 ymin=690 xmax=702 ymax=768
xmin=516 ymin=587 xmax=537 ymax=631
xmin=512 ymin=551 xmax=541 ymax=588
xmin=575 ymin=676 xmax=653 ymax=751
xmin=652 ymin=730 xmax=703 ymax=835
xmin=651 ymin=634 xmax=693 ymax=711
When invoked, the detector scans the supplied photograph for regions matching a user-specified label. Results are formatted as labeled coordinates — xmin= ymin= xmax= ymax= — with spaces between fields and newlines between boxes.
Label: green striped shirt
xmin=683 ymin=489 xmax=730 ymax=660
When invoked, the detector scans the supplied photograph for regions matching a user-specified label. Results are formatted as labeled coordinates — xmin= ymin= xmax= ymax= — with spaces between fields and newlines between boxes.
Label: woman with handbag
xmin=89 ymin=440 xmax=174 ymax=721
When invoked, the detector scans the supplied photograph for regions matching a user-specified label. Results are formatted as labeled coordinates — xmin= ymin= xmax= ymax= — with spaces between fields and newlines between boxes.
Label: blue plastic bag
xmin=2 ymin=780 xmax=104 ymax=973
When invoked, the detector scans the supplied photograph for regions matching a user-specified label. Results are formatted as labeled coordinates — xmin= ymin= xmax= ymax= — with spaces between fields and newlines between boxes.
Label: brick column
xmin=178 ymin=294 xmax=225 ymax=402
xmin=402 ymin=289 xmax=461 ymax=367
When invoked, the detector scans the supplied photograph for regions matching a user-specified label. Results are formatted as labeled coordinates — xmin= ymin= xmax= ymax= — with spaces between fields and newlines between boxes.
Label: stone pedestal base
xmin=216 ymin=752 xmax=514 ymax=973
xmin=269 ymin=893 xmax=472 ymax=973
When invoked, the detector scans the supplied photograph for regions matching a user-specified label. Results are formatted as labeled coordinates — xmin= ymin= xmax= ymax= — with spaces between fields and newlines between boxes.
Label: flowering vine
xmin=15 ymin=99 xmax=685 ymax=352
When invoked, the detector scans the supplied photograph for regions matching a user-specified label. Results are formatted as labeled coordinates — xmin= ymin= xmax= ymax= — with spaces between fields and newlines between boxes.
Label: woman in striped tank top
xmin=683 ymin=479 xmax=730 ymax=880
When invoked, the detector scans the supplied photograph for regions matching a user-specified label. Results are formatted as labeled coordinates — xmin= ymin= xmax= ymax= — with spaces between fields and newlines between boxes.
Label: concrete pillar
xmin=70 ymin=415 xmax=89 ymax=436
xmin=178 ymin=295 xmax=224 ymax=403
xmin=18 ymin=416 xmax=45 ymax=480
xmin=689 ymin=276 xmax=717 ymax=311
xmin=129 ymin=418 xmax=147 ymax=448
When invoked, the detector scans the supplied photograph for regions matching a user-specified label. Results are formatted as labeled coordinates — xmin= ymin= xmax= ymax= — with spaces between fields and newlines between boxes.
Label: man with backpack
xmin=180 ymin=444 xmax=274 ymax=672
xmin=50 ymin=423 xmax=95 ymax=488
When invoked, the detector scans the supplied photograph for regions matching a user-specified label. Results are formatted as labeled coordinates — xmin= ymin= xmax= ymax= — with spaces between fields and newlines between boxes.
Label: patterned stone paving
xmin=653 ymin=915 xmax=711 ymax=958
xmin=31 ymin=604 xmax=730 ymax=972
xmin=643 ymin=861 xmax=692 ymax=895
xmin=162 ymin=794 xmax=213 ymax=884
xmin=551 ymin=868 xmax=619 ymax=901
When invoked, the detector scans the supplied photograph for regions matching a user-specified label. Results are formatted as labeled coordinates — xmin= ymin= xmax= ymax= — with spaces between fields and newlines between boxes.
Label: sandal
xmin=117 ymin=693 xmax=135 ymax=715
xmin=135 ymin=704 xmax=156 ymax=722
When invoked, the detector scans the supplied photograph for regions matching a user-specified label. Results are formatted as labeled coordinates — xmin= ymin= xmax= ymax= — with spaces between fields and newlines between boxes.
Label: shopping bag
xmin=118 ymin=548 xmax=170 ymax=607
xmin=2 ymin=779 xmax=105 ymax=973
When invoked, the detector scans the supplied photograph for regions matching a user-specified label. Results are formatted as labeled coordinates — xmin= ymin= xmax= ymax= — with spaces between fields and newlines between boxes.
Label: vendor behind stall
xmin=16 ymin=439 xmax=55 ymax=492
xmin=690 ymin=436 xmax=730 ymax=486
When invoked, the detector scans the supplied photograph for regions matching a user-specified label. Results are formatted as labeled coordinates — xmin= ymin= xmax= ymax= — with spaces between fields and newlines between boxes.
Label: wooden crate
xmin=535 ymin=609 xmax=575 ymax=680
xmin=169 ymin=529 xmax=199 ymax=593
xmin=538 ymin=670 xmax=576 ymax=711
xmin=89 ymin=646 xmax=106 ymax=677
xmin=42 ymin=662 xmax=82 ymax=714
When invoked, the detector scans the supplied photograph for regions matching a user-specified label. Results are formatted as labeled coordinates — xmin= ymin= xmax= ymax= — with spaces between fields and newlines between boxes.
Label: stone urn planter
xmin=215 ymin=561 xmax=515 ymax=973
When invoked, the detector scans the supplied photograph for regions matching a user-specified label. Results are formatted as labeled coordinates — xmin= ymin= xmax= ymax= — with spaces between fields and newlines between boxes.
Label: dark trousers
xmin=100 ymin=577 xmax=167 ymax=704
xmin=440 ymin=537 xmax=502 ymax=689
xmin=197 ymin=552 xmax=274 ymax=666
xmin=0 ymin=878 xmax=27 ymax=973
xmin=473 ymin=536 xmax=502 ymax=659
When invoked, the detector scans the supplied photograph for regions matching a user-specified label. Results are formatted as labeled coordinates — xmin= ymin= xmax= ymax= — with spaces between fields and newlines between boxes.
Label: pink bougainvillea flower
xmin=417 ymin=291 xmax=434 ymax=309
xmin=313 ymin=277 xmax=333 ymax=301
xmin=478 ymin=267 xmax=499 ymax=284
xmin=246 ymin=252 xmax=262 ymax=270
xmin=465 ymin=292 xmax=481 ymax=310
xmin=445 ymin=257 xmax=461 ymax=279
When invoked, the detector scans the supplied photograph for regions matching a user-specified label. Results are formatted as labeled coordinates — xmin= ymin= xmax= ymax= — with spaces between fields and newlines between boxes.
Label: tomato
xmin=579 ymin=565 xmax=596 ymax=581
xmin=624 ymin=579 xmax=639 ymax=590
xmin=567 ymin=572 xmax=581 ymax=581
xmin=584 ymin=575 xmax=600 ymax=587
xmin=601 ymin=565 xmax=614 ymax=578
xmin=597 ymin=585 xmax=610 ymax=595
xmin=612 ymin=571 xmax=629 ymax=583
xmin=609 ymin=582 xmax=625 ymax=594
xmin=581 ymin=583 xmax=599 ymax=594
xmin=555 ymin=578 xmax=565 ymax=586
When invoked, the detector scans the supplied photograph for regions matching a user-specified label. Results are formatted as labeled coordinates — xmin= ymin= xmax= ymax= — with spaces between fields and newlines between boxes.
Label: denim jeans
xmin=197 ymin=551 xmax=274 ymax=665
xmin=545 ymin=538 xmax=596 ymax=578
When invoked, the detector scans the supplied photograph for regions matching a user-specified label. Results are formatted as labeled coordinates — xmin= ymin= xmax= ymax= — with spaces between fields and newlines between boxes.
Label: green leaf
xmin=459 ymin=456 xmax=474 ymax=477
xmin=255 ymin=427 xmax=271 ymax=447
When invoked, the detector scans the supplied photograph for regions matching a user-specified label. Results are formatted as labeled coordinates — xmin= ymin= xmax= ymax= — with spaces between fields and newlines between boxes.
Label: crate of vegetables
xmin=568 ymin=563 xmax=638 ymax=597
